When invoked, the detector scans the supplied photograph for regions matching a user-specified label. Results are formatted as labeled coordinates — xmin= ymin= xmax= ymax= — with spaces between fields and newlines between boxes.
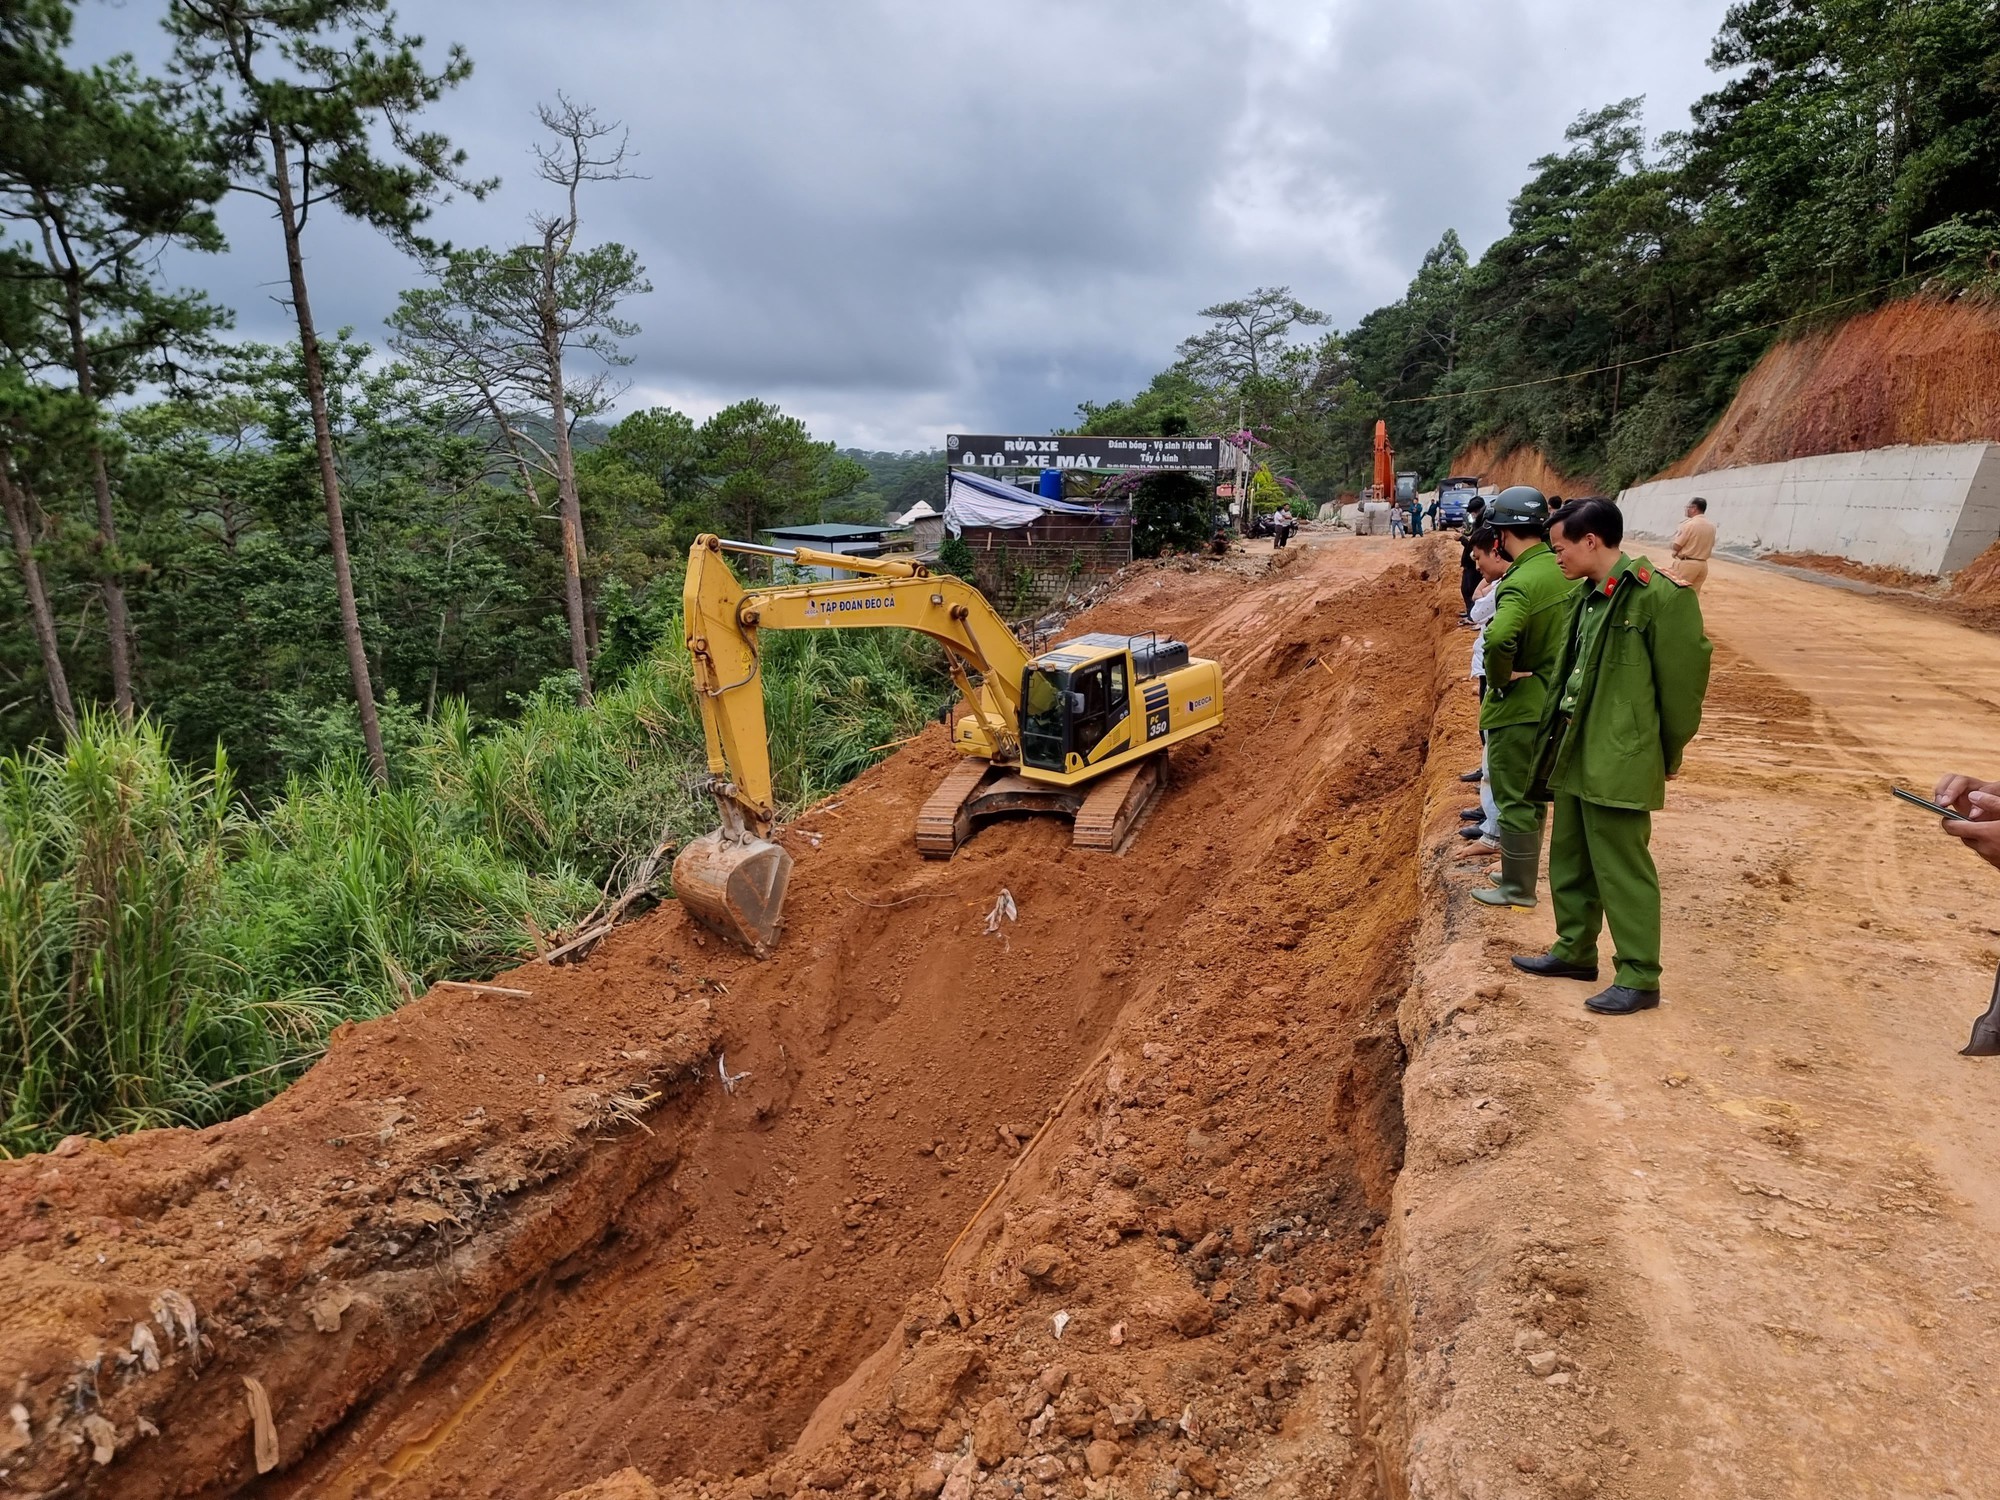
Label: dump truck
xmin=672 ymin=535 xmax=1225 ymax=954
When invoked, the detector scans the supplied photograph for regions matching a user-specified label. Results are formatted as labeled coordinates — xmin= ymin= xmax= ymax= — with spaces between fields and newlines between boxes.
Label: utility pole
xmin=1234 ymin=394 xmax=1252 ymax=534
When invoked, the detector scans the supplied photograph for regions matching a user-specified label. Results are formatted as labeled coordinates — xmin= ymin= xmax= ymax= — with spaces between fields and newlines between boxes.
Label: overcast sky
xmin=74 ymin=0 xmax=1730 ymax=450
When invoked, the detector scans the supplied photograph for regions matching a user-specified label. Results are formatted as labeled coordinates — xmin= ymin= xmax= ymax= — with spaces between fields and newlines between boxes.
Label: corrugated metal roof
xmin=759 ymin=522 xmax=900 ymax=540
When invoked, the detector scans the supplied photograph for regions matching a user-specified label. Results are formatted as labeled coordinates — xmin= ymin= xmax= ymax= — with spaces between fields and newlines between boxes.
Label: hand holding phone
xmin=1894 ymin=785 xmax=1968 ymax=820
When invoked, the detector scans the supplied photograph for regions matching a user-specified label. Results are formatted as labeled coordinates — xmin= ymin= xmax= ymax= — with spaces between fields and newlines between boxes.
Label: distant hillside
xmin=835 ymin=448 xmax=945 ymax=523
xmin=1449 ymin=438 xmax=1601 ymax=500
xmin=1663 ymin=296 xmax=2000 ymax=478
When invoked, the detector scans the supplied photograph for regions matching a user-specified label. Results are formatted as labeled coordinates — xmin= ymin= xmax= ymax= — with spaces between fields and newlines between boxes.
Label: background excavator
xmin=672 ymin=534 xmax=1224 ymax=954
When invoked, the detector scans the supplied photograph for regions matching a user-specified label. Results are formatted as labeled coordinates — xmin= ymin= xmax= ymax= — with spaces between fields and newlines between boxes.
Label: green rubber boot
xmin=1485 ymin=806 xmax=1545 ymax=889
xmin=1471 ymin=827 xmax=1540 ymax=909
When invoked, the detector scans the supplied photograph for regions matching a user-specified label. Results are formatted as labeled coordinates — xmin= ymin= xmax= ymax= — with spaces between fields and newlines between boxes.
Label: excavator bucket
xmin=672 ymin=832 xmax=794 ymax=957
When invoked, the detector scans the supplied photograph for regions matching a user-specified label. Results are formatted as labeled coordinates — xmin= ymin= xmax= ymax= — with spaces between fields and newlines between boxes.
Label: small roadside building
xmin=943 ymin=469 xmax=1133 ymax=615
xmin=757 ymin=522 xmax=900 ymax=579
xmin=897 ymin=500 xmax=945 ymax=555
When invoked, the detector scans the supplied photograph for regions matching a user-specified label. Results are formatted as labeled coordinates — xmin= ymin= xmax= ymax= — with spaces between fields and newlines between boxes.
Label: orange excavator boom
xmin=1372 ymin=420 xmax=1394 ymax=498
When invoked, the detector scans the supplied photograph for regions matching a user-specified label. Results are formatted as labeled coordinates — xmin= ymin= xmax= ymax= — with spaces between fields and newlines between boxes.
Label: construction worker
xmin=1470 ymin=487 xmax=1571 ymax=909
xmin=1511 ymin=498 xmax=1712 ymax=1015
xmin=1668 ymin=497 xmax=1716 ymax=592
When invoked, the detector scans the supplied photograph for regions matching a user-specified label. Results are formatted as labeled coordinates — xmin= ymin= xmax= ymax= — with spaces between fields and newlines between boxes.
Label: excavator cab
xmin=1019 ymin=657 xmax=1130 ymax=771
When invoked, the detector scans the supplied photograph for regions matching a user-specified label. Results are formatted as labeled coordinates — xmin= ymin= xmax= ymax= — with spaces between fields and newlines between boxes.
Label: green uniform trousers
xmin=1484 ymin=723 xmax=1543 ymax=837
xmin=1547 ymin=791 xmax=1662 ymax=990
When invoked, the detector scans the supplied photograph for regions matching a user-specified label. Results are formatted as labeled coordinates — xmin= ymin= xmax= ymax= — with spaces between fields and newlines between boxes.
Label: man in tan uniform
xmin=1669 ymin=497 xmax=1716 ymax=591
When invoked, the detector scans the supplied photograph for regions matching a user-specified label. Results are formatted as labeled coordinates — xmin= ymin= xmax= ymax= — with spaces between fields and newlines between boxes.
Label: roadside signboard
xmin=946 ymin=434 xmax=1224 ymax=471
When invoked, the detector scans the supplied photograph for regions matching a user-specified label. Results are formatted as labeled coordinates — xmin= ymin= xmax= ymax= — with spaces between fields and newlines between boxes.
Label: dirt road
xmin=1597 ymin=559 xmax=2000 ymax=1494
xmin=1400 ymin=554 xmax=2000 ymax=1500
xmin=5 ymin=538 xmax=1998 ymax=1500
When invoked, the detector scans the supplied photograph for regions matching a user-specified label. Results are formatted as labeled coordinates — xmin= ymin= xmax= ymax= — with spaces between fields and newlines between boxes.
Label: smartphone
xmin=1893 ymin=785 xmax=1968 ymax=821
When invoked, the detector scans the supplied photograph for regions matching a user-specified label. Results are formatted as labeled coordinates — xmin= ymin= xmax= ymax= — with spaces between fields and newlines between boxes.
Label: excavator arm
xmin=675 ymin=533 xmax=1035 ymax=952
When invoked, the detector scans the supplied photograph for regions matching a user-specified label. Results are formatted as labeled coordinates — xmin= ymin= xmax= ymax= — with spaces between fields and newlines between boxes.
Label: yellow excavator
xmin=671 ymin=534 xmax=1224 ymax=954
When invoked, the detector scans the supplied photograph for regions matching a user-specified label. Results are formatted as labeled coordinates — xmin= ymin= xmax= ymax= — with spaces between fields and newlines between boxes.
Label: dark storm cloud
xmin=70 ymin=0 xmax=1728 ymax=447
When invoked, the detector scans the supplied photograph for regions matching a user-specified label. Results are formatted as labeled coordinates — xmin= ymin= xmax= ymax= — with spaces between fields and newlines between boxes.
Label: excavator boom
xmin=675 ymin=534 xmax=1037 ymax=952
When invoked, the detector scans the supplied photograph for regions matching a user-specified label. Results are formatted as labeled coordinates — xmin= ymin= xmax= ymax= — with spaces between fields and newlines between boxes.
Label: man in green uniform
xmin=1511 ymin=498 xmax=1712 ymax=1015
xmin=1470 ymin=487 xmax=1573 ymax=908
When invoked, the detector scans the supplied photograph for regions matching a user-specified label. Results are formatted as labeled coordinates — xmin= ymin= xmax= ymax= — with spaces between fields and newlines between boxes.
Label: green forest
xmin=1086 ymin=0 xmax=2000 ymax=499
xmin=0 ymin=0 xmax=953 ymax=1151
xmin=4 ymin=0 xmax=1998 ymax=1150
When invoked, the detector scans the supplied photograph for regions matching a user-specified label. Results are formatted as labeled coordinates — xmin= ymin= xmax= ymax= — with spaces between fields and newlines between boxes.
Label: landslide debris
xmin=0 ymin=540 xmax=1453 ymax=1500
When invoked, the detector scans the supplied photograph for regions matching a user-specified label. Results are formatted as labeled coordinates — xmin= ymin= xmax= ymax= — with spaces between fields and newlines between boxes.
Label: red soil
xmin=1448 ymin=438 xmax=1600 ymax=500
xmin=1949 ymin=539 xmax=2000 ymax=602
xmin=1760 ymin=552 xmax=1938 ymax=591
xmin=1666 ymin=295 xmax=2000 ymax=477
xmin=0 ymin=541 xmax=1456 ymax=1500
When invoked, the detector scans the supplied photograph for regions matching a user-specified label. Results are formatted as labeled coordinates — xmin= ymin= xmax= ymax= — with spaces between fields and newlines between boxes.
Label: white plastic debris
xmin=1051 ymin=1309 xmax=1071 ymax=1340
xmin=150 ymin=1291 xmax=199 ymax=1368
xmin=242 ymin=1376 xmax=279 ymax=1473
xmin=82 ymin=1414 xmax=116 ymax=1466
xmin=130 ymin=1322 xmax=160 ymax=1373
xmin=718 ymin=1053 xmax=751 ymax=1095
xmin=983 ymin=889 xmax=1018 ymax=935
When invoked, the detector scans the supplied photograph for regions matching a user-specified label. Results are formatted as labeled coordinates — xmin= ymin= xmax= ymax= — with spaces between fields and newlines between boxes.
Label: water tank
xmin=1037 ymin=468 xmax=1064 ymax=500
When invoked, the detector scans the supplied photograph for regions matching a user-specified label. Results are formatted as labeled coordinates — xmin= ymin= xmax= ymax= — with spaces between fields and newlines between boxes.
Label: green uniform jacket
xmin=1539 ymin=554 xmax=1712 ymax=811
xmin=1479 ymin=541 xmax=1572 ymax=730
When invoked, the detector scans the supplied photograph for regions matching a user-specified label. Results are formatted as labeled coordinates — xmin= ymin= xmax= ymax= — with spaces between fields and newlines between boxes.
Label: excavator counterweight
xmin=670 ymin=535 xmax=1223 ymax=954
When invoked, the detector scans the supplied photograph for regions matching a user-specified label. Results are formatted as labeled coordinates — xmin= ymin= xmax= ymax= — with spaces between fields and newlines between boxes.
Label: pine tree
xmin=0 ymin=0 xmax=226 ymax=719
xmin=390 ymin=97 xmax=649 ymax=706
xmin=168 ymin=0 xmax=489 ymax=780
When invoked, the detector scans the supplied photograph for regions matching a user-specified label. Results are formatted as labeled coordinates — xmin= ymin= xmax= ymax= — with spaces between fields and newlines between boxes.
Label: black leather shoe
xmin=1457 ymin=824 xmax=1490 ymax=841
xmin=1458 ymin=768 xmax=1483 ymax=783
xmin=1511 ymin=953 xmax=1599 ymax=981
xmin=1460 ymin=807 xmax=1484 ymax=821
xmin=1585 ymin=985 xmax=1660 ymax=1015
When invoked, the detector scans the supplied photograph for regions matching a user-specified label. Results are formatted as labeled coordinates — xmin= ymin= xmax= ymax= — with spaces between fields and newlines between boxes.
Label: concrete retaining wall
xmin=1617 ymin=442 xmax=2000 ymax=575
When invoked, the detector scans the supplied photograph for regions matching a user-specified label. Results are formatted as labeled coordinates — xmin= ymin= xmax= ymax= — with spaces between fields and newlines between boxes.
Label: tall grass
xmin=0 ymin=714 xmax=238 ymax=1141
xmin=0 ymin=625 xmax=949 ymax=1155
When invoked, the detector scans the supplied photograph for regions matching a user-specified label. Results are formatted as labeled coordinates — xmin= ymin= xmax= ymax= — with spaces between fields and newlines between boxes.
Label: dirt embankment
xmin=0 ymin=541 xmax=1458 ymax=1500
xmin=1449 ymin=439 xmax=1600 ymax=501
xmin=1666 ymin=295 xmax=2000 ymax=477
xmin=1746 ymin=542 xmax=2000 ymax=638
xmin=1759 ymin=553 xmax=1939 ymax=591
xmin=1948 ymin=538 xmax=2000 ymax=601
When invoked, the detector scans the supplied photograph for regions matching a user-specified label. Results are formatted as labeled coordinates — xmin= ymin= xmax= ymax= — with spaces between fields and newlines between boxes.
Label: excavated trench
xmin=0 ymin=543 xmax=1453 ymax=1500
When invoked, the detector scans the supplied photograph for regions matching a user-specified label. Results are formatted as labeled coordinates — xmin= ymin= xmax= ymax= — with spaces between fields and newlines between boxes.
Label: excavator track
xmin=915 ymin=754 xmax=1169 ymax=858
xmin=915 ymin=760 xmax=1004 ymax=856
xmin=1071 ymin=752 xmax=1167 ymax=853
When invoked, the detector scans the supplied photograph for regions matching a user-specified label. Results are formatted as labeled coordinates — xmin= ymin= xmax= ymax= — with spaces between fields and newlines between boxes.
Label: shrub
xmin=1 ymin=618 xmax=951 ymax=1154
xmin=937 ymin=532 xmax=976 ymax=580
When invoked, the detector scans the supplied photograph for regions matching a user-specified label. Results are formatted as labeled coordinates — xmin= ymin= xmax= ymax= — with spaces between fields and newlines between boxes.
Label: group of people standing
xmin=1452 ymin=487 xmax=1713 ymax=1016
